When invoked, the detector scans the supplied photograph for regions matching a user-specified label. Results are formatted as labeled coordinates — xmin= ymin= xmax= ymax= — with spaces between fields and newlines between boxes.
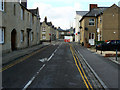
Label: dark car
xmin=96 ymin=40 xmax=120 ymax=51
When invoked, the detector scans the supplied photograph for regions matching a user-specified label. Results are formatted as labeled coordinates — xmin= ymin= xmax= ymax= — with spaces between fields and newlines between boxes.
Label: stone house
xmin=80 ymin=4 xmax=120 ymax=47
xmin=0 ymin=0 xmax=41 ymax=53
xmin=97 ymin=4 xmax=120 ymax=41
xmin=40 ymin=17 xmax=57 ymax=42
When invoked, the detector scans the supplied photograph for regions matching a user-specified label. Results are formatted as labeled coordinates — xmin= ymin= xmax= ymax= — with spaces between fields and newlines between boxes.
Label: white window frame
xmin=20 ymin=30 xmax=24 ymax=43
xmin=89 ymin=33 xmax=95 ymax=39
xmin=89 ymin=19 xmax=95 ymax=26
xmin=0 ymin=0 xmax=4 ymax=11
xmin=42 ymin=27 xmax=46 ymax=31
xmin=0 ymin=27 xmax=4 ymax=44
xmin=42 ymin=35 xmax=46 ymax=39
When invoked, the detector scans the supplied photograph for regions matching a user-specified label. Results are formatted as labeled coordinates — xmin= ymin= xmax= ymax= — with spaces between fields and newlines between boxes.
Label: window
xmin=42 ymin=27 xmax=46 ymax=31
xmin=20 ymin=30 xmax=24 ymax=43
xmin=0 ymin=0 xmax=4 ymax=11
xmin=0 ymin=27 xmax=4 ymax=44
xmin=89 ymin=19 xmax=95 ymax=26
xmin=30 ymin=14 xmax=32 ymax=26
xmin=42 ymin=35 xmax=46 ymax=39
xmin=21 ymin=8 xmax=24 ymax=20
xmin=32 ymin=15 xmax=34 ymax=24
xmin=14 ymin=4 xmax=16 ymax=15
xmin=31 ymin=32 xmax=33 ymax=41
xmin=89 ymin=33 xmax=95 ymax=39
xmin=27 ymin=13 xmax=29 ymax=22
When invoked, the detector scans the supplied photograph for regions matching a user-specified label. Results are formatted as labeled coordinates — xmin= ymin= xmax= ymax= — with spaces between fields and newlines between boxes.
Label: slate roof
xmin=47 ymin=22 xmax=52 ymax=26
xmin=76 ymin=11 xmax=88 ymax=16
xmin=29 ymin=8 xmax=39 ymax=16
xmin=80 ymin=7 xmax=108 ymax=22
xmin=85 ymin=7 xmax=108 ymax=17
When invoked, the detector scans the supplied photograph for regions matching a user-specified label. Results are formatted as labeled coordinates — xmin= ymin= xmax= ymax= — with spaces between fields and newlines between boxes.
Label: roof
xmin=29 ymin=8 xmax=39 ymax=16
xmin=80 ymin=7 xmax=108 ymax=22
xmin=85 ymin=7 xmax=108 ymax=17
xmin=47 ymin=22 xmax=52 ymax=26
xmin=76 ymin=11 xmax=88 ymax=16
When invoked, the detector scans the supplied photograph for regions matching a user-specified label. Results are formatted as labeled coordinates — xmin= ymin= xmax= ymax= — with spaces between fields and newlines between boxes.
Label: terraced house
xmin=80 ymin=4 xmax=120 ymax=47
xmin=40 ymin=17 xmax=58 ymax=42
xmin=0 ymin=0 xmax=41 ymax=53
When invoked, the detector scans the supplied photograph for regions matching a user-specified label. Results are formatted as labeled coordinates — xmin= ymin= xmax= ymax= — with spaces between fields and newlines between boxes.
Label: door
xmin=27 ymin=31 xmax=30 ymax=46
xmin=11 ymin=29 xmax=16 ymax=51
xmin=89 ymin=33 xmax=95 ymax=45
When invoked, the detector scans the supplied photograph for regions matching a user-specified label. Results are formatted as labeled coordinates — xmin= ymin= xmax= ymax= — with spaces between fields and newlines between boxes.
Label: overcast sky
xmin=27 ymin=0 xmax=120 ymax=29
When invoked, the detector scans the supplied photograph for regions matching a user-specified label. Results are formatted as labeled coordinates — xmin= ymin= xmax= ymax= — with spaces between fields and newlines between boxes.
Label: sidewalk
xmin=87 ymin=47 xmax=120 ymax=65
xmin=74 ymin=44 xmax=119 ymax=88
xmin=2 ymin=42 xmax=50 ymax=65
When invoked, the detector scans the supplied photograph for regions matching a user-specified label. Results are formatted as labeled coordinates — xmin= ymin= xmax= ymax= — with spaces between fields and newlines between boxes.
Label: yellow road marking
xmin=70 ymin=44 xmax=93 ymax=90
xmin=0 ymin=45 xmax=50 ymax=72
xmin=71 ymin=46 xmax=93 ymax=90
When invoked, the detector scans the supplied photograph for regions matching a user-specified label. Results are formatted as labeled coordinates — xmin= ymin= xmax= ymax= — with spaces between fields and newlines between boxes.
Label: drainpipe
xmin=95 ymin=14 xmax=98 ymax=45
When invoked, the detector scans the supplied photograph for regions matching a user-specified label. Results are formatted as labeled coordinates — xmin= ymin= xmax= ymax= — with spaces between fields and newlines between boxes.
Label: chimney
xmin=44 ymin=17 xmax=47 ymax=23
xmin=90 ymin=4 xmax=98 ymax=11
xmin=21 ymin=0 xmax=27 ymax=8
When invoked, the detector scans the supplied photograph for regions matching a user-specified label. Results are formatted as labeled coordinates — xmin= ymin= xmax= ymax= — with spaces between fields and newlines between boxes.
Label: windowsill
xmin=0 ymin=42 xmax=4 ymax=45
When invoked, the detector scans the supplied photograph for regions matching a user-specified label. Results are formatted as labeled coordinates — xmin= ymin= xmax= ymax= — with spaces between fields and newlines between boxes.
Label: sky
xmin=27 ymin=0 xmax=120 ymax=29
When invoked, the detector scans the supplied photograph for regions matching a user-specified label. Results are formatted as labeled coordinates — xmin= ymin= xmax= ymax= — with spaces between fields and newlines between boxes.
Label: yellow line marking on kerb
xmin=0 ymin=45 xmax=50 ymax=72
xmin=70 ymin=44 xmax=93 ymax=90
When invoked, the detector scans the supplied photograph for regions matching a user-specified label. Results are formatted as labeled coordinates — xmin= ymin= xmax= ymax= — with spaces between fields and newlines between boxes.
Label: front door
xmin=11 ymin=29 xmax=16 ymax=51
xmin=27 ymin=31 xmax=30 ymax=46
xmin=89 ymin=33 xmax=95 ymax=45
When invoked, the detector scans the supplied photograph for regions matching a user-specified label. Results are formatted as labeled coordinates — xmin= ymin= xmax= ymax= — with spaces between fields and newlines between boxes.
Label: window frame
xmin=14 ymin=4 xmax=16 ymax=16
xmin=42 ymin=27 xmax=46 ymax=32
xmin=0 ymin=0 xmax=4 ymax=11
xmin=21 ymin=8 xmax=24 ymax=20
xmin=30 ymin=32 xmax=33 ymax=41
xmin=0 ymin=27 xmax=5 ymax=44
xmin=20 ymin=30 xmax=24 ymax=43
xmin=42 ymin=35 xmax=46 ymax=39
xmin=89 ymin=19 xmax=95 ymax=26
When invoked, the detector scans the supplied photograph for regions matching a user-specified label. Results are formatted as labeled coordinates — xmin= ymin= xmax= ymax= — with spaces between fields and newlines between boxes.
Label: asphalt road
xmin=2 ymin=41 xmax=120 ymax=89
xmin=2 ymin=42 xmax=87 ymax=89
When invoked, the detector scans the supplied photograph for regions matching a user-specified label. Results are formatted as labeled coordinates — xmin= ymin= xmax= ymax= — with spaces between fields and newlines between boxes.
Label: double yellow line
xmin=70 ymin=44 xmax=93 ymax=90
xmin=0 ymin=45 xmax=50 ymax=72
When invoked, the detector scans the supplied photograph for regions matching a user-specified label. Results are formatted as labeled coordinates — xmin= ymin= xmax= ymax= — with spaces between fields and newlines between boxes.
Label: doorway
xmin=11 ymin=29 xmax=16 ymax=51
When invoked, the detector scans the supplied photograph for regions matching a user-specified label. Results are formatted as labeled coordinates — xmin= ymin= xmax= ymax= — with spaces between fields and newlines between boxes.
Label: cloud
xmin=28 ymin=0 xmax=119 ymax=29
xmin=29 ymin=2 xmax=78 ymax=29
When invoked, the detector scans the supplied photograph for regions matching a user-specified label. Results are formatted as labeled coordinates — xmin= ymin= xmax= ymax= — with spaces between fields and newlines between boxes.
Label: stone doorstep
xmin=104 ymin=54 xmax=120 ymax=57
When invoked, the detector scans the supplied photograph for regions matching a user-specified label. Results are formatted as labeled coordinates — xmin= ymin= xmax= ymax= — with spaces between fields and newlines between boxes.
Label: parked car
xmin=96 ymin=40 xmax=120 ymax=51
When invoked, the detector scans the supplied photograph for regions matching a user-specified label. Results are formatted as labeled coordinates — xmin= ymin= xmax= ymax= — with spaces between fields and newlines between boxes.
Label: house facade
xmin=80 ymin=4 xmax=120 ymax=47
xmin=97 ymin=4 xmax=120 ymax=41
xmin=75 ymin=11 xmax=88 ymax=42
xmin=40 ymin=17 xmax=57 ymax=42
xmin=0 ymin=1 xmax=41 ymax=53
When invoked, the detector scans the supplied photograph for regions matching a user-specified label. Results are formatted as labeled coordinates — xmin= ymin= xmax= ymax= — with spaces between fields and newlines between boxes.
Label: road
xmin=2 ymin=41 xmax=120 ymax=89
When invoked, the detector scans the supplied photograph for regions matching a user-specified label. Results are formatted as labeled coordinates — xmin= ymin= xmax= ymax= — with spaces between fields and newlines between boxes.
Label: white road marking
xmin=22 ymin=64 xmax=46 ymax=90
xmin=39 ymin=58 xmax=47 ymax=63
xmin=23 ymin=43 xmax=62 ymax=90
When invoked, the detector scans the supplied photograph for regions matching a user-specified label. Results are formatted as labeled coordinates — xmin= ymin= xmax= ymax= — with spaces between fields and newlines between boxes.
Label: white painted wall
xmin=118 ymin=1 xmax=120 ymax=7
xmin=75 ymin=14 xmax=82 ymax=42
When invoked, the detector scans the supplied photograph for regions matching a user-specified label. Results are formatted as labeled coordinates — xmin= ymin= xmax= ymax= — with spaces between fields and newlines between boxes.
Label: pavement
xmin=87 ymin=47 xmax=120 ymax=65
xmin=73 ymin=43 xmax=120 ymax=88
